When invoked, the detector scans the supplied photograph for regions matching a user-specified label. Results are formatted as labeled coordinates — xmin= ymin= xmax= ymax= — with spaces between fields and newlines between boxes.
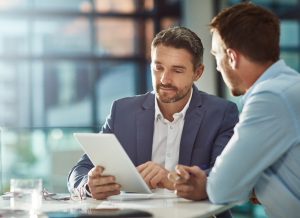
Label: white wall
xmin=181 ymin=0 xmax=217 ymax=95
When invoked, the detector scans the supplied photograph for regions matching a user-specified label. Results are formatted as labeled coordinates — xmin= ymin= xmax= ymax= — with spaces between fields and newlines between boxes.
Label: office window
xmin=0 ymin=0 xmax=170 ymax=128
xmin=0 ymin=19 xmax=28 ymax=55
xmin=94 ymin=0 xmax=137 ymax=14
xmin=94 ymin=18 xmax=137 ymax=56
xmin=0 ymin=0 xmax=28 ymax=10
xmin=33 ymin=0 xmax=90 ymax=11
xmin=0 ymin=61 xmax=30 ymax=127
xmin=280 ymin=52 xmax=300 ymax=72
xmin=96 ymin=61 xmax=136 ymax=124
xmin=280 ymin=20 xmax=300 ymax=72
xmin=160 ymin=17 xmax=180 ymax=30
xmin=145 ymin=18 xmax=154 ymax=60
xmin=0 ymin=0 xmax=182 ymax=193
xmin=280 ymin=20 xmax=300 ymax=47
xmin=32 ymin=18 xmax=91 ymax=55
xmin=0 ymin=0 xmax=183 ymax=128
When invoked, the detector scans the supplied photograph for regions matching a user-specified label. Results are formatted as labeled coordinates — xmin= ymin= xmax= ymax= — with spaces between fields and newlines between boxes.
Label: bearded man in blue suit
xmin=68 ymin=27 xmax=239 ymax=217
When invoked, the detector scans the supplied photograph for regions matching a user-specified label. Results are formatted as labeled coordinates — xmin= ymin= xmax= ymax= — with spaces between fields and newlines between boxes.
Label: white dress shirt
xmin=151 ymin=88 xmax=193 ymax=193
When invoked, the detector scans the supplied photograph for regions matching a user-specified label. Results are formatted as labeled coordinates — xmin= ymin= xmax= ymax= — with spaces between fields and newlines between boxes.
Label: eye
xmin=154 ymin=65 xmax=163 ymax=71
xmin=173 ymin=69 xmax=182 ymax=74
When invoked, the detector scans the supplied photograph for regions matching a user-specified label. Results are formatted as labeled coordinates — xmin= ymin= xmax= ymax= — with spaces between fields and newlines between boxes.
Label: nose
xmin=160 ymin=69 xmax=172 ymax=85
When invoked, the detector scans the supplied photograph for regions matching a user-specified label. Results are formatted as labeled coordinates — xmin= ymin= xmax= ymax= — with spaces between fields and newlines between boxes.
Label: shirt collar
xmin=240 ymin=60 xmax=286 ymax=105
xmin=155 ymin=88 xmax=193 ymax=121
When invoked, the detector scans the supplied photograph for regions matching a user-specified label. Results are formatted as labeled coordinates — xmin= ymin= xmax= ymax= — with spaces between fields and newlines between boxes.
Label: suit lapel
xmin=179 ymin=85 xmax=206 ymax=166
xmin=136 ymin=93 xmax=155 ymax=166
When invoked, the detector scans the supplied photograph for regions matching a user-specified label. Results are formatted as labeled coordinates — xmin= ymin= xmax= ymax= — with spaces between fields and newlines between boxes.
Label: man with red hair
xmin=169 ymin=2 xmax=300 ymax=217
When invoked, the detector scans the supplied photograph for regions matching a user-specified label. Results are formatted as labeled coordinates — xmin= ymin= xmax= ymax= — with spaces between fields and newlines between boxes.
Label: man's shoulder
xmin=253 ymin=68 xmax=300 ymax=97
xmin=198 ymin=90 xmax=236 ymax=109
xmin=114 ymin=91 xmax=154 ymax=109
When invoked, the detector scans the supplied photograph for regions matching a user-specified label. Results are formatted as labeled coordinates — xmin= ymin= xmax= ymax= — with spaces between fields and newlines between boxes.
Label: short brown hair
xmin=151 ymin=26 xmax=204 ymax=71
xmin=209 ymin=2 xmax=280 ymax=64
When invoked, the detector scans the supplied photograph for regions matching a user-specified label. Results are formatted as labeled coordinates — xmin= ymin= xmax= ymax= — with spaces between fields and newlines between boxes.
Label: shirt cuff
xmin=84 ymin=183 xmax=92 ymax=197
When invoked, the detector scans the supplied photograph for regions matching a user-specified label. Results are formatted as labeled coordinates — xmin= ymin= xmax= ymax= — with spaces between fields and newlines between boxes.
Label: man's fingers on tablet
xmin=144 ymin=169 xmax=158 ymax=182
xmin=144 ymin=173 xmax=155 ymax=189
xmin=95 ymin=184 xmax=120 ymax=193
xmin=139 ymin=166 xmax=152 ymax=179
xmin=96 ymin=166 xmax=104 ymax=172
xmin=150 ymin=174 xmax=162 ymax=189
xmin=93 ymin=190 xmax=120 ymax=200
xmin=149 ymin=172 xmax=162 ymax=189
xmin=136 ymin=163 xmax=148 ymax=173
xmin=89 ymin=166 xmax=104 ymax=178
xmin=92 ymin=176 xmax=115 ymax=186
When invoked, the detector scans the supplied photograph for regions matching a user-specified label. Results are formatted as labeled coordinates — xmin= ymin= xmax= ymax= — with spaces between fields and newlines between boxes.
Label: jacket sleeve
xmin=67 ymin=101 xmax=117 ymax=190
xmin=204 ymin=102 xmax=239 ymax=176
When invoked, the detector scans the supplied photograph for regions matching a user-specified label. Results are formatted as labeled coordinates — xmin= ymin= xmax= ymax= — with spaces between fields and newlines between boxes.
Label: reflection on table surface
xmin=0 ymin=193 xmax=234 ymax=218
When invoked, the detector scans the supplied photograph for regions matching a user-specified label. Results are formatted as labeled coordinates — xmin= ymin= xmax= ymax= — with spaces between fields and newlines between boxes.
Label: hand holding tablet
xmin=87 ymin=166 xmax=121 ymax=199
xmin=74 ymin=133 xmax=151 ymax=200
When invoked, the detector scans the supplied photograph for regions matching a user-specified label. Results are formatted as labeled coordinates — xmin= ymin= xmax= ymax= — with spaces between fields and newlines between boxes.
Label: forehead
xmin=152 ymin=45 xmax=193 ymax=67
xmin=211 ymin=31 xmax=224 ymax=52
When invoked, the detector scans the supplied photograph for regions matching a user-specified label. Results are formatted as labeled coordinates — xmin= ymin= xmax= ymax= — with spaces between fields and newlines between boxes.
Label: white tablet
xmin=73 ymin=133 xmax=151 ymax=194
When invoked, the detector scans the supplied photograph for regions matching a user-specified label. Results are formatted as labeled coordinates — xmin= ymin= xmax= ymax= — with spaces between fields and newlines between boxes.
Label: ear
xmin=226 ymin=48 xmax=238 ymax=70
xmin=194 ymin=64 xmax=205 ymax=82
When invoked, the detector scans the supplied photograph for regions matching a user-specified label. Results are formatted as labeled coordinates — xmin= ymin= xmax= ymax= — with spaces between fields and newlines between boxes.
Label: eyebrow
xmin=172 ymin=65 xmax=187 ymax=70
xmin=153 ymin=61 xmax=187 ymax=70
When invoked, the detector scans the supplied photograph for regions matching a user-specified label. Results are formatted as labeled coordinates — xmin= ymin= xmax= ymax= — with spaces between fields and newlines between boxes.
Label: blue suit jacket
xmin=68 ymin=85 xmax=239 ymax=190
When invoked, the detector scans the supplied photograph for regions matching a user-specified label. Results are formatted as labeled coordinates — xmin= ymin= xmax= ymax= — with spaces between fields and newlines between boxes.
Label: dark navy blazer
xmin=68 ymin=85 xmax=239 ymax=217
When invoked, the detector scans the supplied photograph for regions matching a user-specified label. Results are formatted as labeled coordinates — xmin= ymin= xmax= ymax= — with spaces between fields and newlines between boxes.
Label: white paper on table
xmin=107 ymin=192 xmax=178 ymax=201
xmin=107 ymin=194 xmax=153 ymax=201
xmin=41 ymin=200 xmax=90 ymax=212
xmin=149 ymin=193 xmax=178 ymax=199
xmin=97 ymin=199 xmax=174 ymax=209
xmin=1 ymin=200 xmax=90 ymax=212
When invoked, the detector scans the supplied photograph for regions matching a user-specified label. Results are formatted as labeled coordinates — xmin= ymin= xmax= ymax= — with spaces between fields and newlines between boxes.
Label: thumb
xmin=186 ymin=166 xmax=205 ymax=179
xmin=175 ymin=165 xmax=191 ymax=180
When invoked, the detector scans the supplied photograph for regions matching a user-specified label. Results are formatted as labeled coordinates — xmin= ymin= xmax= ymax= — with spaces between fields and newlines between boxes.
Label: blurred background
xmin=0 ymin=0 xmax=299 ymax=217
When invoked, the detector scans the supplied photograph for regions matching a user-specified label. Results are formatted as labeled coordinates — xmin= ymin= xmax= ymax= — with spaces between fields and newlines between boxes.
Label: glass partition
xmin=0 ymin=127 xmax=101 ymax=194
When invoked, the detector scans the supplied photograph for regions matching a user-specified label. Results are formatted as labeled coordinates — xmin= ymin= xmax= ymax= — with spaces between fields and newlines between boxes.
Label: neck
xmin=157 ymin=89 xmax=192 ymax=122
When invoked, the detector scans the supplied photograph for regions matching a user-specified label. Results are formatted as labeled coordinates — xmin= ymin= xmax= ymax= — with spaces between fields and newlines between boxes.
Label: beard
xmin=155 ymin=81 xmax=193 ymax=103
xmin=222 ymin=58 xmax=245 ymax=97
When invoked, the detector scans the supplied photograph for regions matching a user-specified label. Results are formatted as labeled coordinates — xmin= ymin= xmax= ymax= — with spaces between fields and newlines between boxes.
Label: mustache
xmin=157 ymin=84 xmax=178 ymax=91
